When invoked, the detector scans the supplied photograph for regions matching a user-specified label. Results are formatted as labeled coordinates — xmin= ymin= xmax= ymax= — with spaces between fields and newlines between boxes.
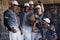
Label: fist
xmin=32 ymin=27 xmax=38 ymax=32
xmin=12 ymin=27 xmax=17 ymax=33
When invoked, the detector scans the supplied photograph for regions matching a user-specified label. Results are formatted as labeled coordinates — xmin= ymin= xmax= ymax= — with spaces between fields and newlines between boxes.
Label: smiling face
xmin=29 ymin=4 xmax=34 ymax=10
xmin=36 ymin=8 xmax=42 ymax=15
xmin=14 ymin=5 xmax=18 ymax=10
xmin=11 ymin=5 xmax=18 ymax=12
xmin=24 ymin=6 xmax=29 ymax=12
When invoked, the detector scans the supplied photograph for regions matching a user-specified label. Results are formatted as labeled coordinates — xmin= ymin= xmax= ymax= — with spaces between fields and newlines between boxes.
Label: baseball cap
xmin=24 ymin=3 xmax=30 ymax=7
xmin=35 ymin=5 xmax=41 ymax=9
xmin=12 ymin=1 xmax=19 ymax=5
xmin=29 ymin=1 xmax=34 ymax=4
xmin=43 ymin=18 xmax=50 ymax=23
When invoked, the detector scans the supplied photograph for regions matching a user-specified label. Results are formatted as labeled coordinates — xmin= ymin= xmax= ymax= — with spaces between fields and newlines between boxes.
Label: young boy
xmin=41 ymin=18 xmax=57 ymax=40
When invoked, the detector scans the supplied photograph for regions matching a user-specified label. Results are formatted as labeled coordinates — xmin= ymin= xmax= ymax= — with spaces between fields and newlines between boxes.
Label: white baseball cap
xmin=24 ymin=3 xmax=30 ymax=7
xmin=12 ymin=1 xmax=19 ymax=5
xmin=35 ymin=5 xmax=41 ymax=9
xmin=29 ymin=1 xmax=34 ymax=4
xmin=43 ymin=18 xmax=50 ymax=23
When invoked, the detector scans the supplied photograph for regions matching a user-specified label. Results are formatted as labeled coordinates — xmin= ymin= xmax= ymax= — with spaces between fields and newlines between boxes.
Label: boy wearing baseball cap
xmin=4 ymin=1 xmax=22 ymax=40
xmin=40 ymin=18 xmax=57 ymax=40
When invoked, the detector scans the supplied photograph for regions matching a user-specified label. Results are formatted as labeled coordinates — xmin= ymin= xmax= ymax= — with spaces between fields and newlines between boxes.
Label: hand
xmin=52 ymin=37 xmax=57 ymax=40
xmin=38 ymin=1 xmax=41 ymax=3
xmin=39 ymin=38 xmax=45 ymax=40
xmin=32 ymin=27 xmax=39 ymax=32
xmin=34 ymin=20 xmax=38 ymax=25
xmin=11 ymin=27 xmax=17 ymax=33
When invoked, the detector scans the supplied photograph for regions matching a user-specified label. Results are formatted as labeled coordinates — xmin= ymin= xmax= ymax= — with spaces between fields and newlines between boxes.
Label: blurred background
xmin=0 ymin=0 xmax=60 ymax=40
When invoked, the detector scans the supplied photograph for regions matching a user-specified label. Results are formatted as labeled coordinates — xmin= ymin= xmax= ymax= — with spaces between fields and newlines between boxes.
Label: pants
xmin=9 ymin=27 xmax=22 ymax=40
xmin=22 ymin=26 xmax=32 ymax=40
xmin=31 ymin=32 xmax=42 ymax=40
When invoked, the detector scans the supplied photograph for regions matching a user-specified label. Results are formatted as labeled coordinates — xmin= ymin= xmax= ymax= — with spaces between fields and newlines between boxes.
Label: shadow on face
xmin=35 ymin=8 xmax=42 ymax=15
xmin=29 ymin=4 xmax=34 ymax=10
xmin=11 ymin=5 xmax=18 ymax=11
xmin=42 ymin=21 xmax=49 ymax=29
xmin=24 ymin=6 xmax=29 ymax=12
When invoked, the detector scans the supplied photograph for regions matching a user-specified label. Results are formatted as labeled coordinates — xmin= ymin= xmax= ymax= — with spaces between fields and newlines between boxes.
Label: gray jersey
xmin=4 ymin=9 xmax=19 ymax=30
xmin=22 ymin=12 xmax=30 ymax=26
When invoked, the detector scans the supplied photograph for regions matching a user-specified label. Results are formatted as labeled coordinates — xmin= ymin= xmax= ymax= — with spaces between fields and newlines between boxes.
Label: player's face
xmin=42 ymin=21 xmax=48 ymax=29
xmin=29 ymin=4 xmax=34 ymax=10
xmin=24 ymin=7 xmax=29 ymax=12
xmin=36 ymin=8 xmax=42 ymax=15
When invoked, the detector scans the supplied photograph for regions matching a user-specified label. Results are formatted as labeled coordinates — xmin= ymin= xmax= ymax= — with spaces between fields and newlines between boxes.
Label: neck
xmin=24 ymin=10 xmax=29 ymax=13
xmin=29 ymin=8 xmax=33 ymax=10
xmin=9 ymin=7 xmax=15 ymax=12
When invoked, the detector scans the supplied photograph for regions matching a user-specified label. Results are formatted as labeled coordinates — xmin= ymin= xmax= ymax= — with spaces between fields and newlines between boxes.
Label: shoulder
xmin=4 ymin=9 xmax=10 ymax=16
xmin=4 ymin=9 xmax=9 ymax=14
xmin=48 ymin=29 xmax=55 ymax=34
xmin=4 ymin=9 xmax=13 ymax=15
xmin=49 ymin=25 xmax=56 ymax=31
xmin=5 ymin=9 xmax=12 ymax=13
xmin=19 ymin=11 xmax=25 ymax=16
xmin=27 ymin=12 xmax=34 ymax=18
